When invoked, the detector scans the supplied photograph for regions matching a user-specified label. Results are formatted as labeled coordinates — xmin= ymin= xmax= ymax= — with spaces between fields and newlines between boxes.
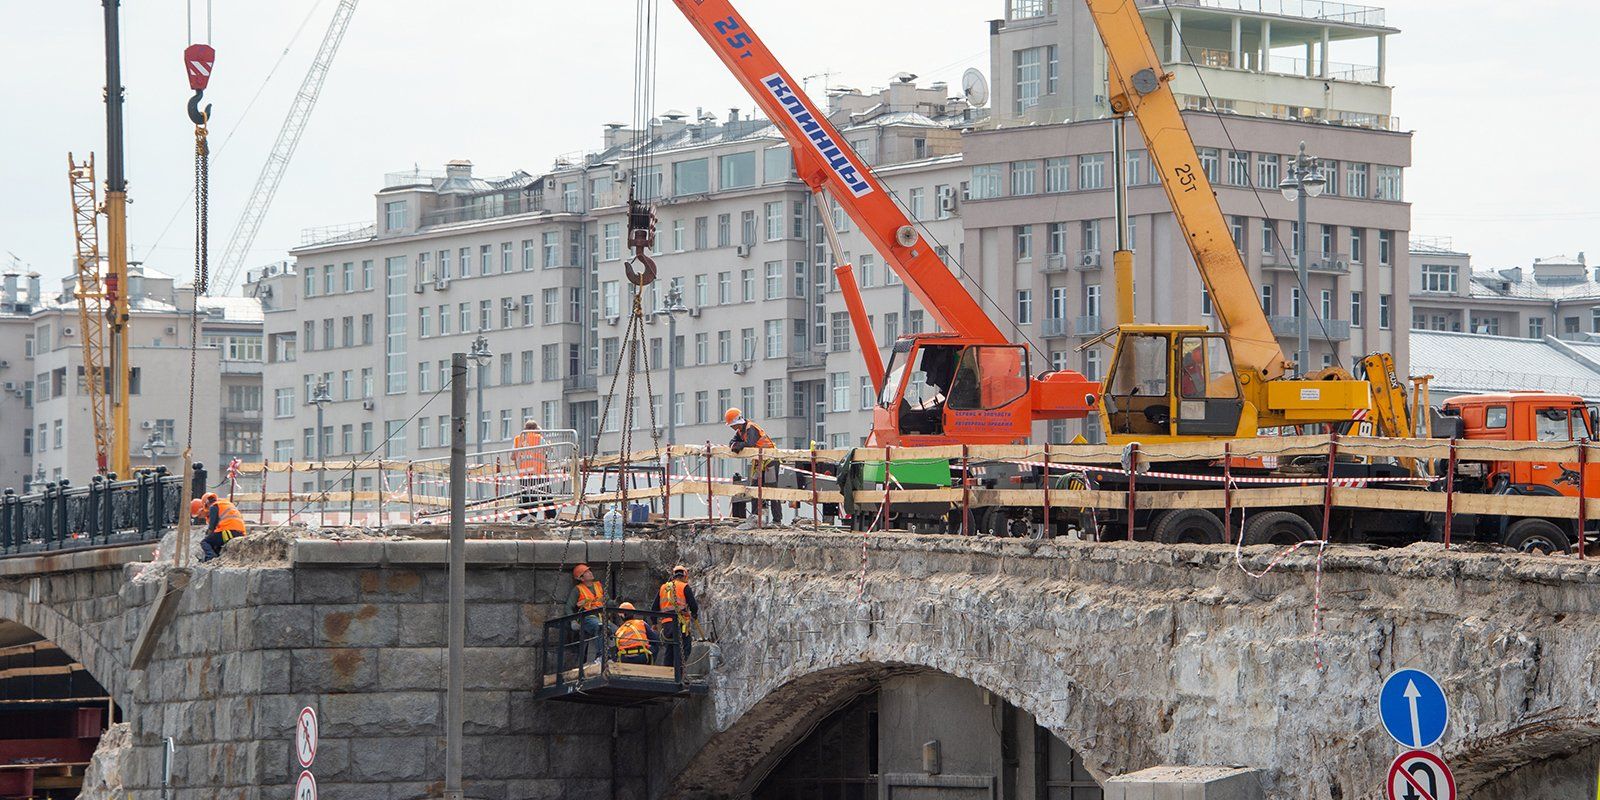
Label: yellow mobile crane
xmin=67 ymin=156 xmax=113 ymax=474
xmin=1084 ymin=0 xmax=1385 ymax=445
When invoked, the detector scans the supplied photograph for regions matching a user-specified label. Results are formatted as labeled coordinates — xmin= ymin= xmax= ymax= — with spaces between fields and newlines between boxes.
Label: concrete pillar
xmin=1320 ymin=26 xmax=1331 ymax=77
xmin=1304 ymin=42 xmax=1314 ymax=77
xmin=1105 ymin=767 xmax=1263 ymax=800
xmin=1260 ymin=20 xmax=1272 ymax=72
xmin=1170 ymin=11 xmax=1182 ymax=63
xmin=1377 ymin=33 xmax=1388 ymax=83
xmin=1230 ymin=17 xmax=1242 ymax=69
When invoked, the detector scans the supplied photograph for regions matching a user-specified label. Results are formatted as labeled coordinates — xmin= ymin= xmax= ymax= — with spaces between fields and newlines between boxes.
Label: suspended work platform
xmin=533 ymin=607 xmax=708 ymax=707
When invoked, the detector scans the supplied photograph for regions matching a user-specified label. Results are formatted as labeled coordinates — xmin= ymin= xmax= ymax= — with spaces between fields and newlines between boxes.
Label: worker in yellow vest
xmin=513 ymin=419 xmax=556 ymax=521
xmin=566 ymin=563 xmax=605 ymax=663
xmin=651 ymin=564 xmax=699 ymax=668
xmin=199 ymin=492 xmax=246 ymax=561
xmin=611 ymin=602 xmax=653 ymax=665
xmin=726 ymin=407 xmax=783 ymax=527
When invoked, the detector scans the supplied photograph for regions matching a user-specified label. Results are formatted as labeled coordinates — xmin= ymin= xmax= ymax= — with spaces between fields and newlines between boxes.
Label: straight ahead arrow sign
xmin=1404 ymin=680 xmax=1424 ymax=750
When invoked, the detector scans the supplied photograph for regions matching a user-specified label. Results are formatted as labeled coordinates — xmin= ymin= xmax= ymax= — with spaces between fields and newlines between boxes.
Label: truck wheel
xmin=1241 ymin=511 xmax=1316 ymax=547
xmin=1503 ymin=518 xmax=1572 ymax=555
xmin=981 ymin=508 xmax=1009 ymax=538
xmin=1150 ymin=509 xmax=1225 ymax=545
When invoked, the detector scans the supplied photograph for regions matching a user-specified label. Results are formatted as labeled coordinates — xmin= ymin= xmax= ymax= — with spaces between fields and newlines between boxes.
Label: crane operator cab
xmin=1101 ymin=326 xmax=1254 ymax=442
xmin=874 ymin=336 xmax=1042 ymax=445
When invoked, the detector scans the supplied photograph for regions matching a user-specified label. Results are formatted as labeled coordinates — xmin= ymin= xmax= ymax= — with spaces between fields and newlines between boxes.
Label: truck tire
xmin=1149 ymin=509 xmax=1225 ymax=545
xmin=1241 ymin=511 xmax=1316 ymax=547
xmin=1502 ymin=518 xmax=1572 ymax=555
xmin=981 ymin=508 xmax=1010 ymax=538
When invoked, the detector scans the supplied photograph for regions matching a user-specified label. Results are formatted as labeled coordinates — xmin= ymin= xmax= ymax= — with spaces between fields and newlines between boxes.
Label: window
xmin=1044 ymin=158 xmax=1070 ymax=193
xmin=719 ymin=152 xmax=757 ymax=190
xmin=764 ymin=201 xmax=783 ymax=241
xmin=763 ymin=146 xmax=794 ymax=183
xmin=1530 ymin=317 xmax=1545 ymax=339
xmin=741 ymin=210 xmax=757 ymax=246
xmin=1009 ymin=0 xmax=1050 ymax=19
xmin=1261 ymin=220 xmax=1277 ymax=256
xmin=1081 ymin=220 xmax=1101 ymax=254
xmin=1321 ymin=225 xmax=1335 ymax=256
xmin=718 ymin=213 xmax=733 ymax=247
xmin=361 ymin=368 xmax=373 ymax=399
xmin=1228 ymin=216 xmax=1246 ymax=254
xmin=1261 ymin=284 xmax=1274 ymax=315
xmin=602 ymin=222 xmax=622 ymax=261
xmin=765 ymin=378 xmax=784 ymax=418
xmin=859 ymin=254 xmax=877 ymax=288
xmin=561 ymin=182 xmax=580 ymax=212
xmin=1379 ymin=294 xmax=1392 ymax=329
xmin=1014 ymin=47 xmax=1042 ymax=113
xmin=417 ymin=361 xmax=432 ymax=393
xmin=1291 ymin=288 xmax=1302 ymax=318
xmin=907 ymin=187 xmax=925 ymax=220
xmin=1198 ymin=148 xmax=1220 ymax=183
xmin=1256 ymin=154 xmax=1280 ymax=190
xmin=717 ymin=330 xmax=732 ymax=363
xmin=1350 ymin=229 xmax=1366 ymax=263
xmin=478 ymin=299 xmax=492 ymax=331
xmin=1047 ymin=222 xmax=1068 ymax=256
xmin=829 ymin=313 xmax=851 ymax=352
xmin=742 ymin=328 xmax=758 ymax=362
xmin=860 ymin=376 xmax=876 ymax=410
xmin=500 ymin=242 xmax=514 ymax=273
xmin=602 ymin=280 xmax=621 ymax=319
xmin=1321 ymin=290 xmax=1333 ymax=320
xmin=1227 ymin=151 xmax=1250 ymax=186
xmin=1126 ymin=150 xmax=1144 ymax=186
xmin=1084 ymin=284 xmax=1101 ymax=318
xmin=1049 ymin=286 xmax=1069 ymax=321
xmin=479 ymin=245 xmax=492 ymax=276
xmin=274 ymin=388 xmax=295 ymax=418
xmin=1079 ymin=154 xmax=1106 ymax=189
xmin=383 ymin=256 xmax=408 ymax=395
xmin=970 ymin=165 xmax=1002 ymax=199
xmin=418 ymin=308 xmax=431 ymax=338
xmin=742 ymin=269 xmax=756 ymax=302
xmin=830 ymin=372 xmax=851 ymax=412
xmin=1046 ymin=44 xmax=1059 ymax=94
xmin=384 ymin=201 xmax=407 ymax=232
xmin=1378 ymin=230 xmax=1394 ymax=265
xmin=1010 ymin=161 xmax=1038 ymax=196
xmin=1421 ymin=264 xmax=1457 ymax=293
xmin=765 ymin=261 xmax=784 ymax=299
xmin=673 ymin=158 xmax=709 ymax=195
xmin=1015 ymin=225 xmax=1033 ymax=260
xmin=1016 ymin=289 xmax=1033 ymax=325
xmin=323 ymin=267 xmax=335 ymax=295
xmin=765 ymin=319 xmax=784 ymax=358
xmin=1350 ymin=292 xmax=1362 ymax=328
xmin=695 ymin=274 xmax=710 ymax=307
xmin=521 ymin=239 xmax=535 ymax=271
xmin=694 ymin=217 xmax=709 ymax=250
xmin=361 ymin=260 xmax=373 ymax=290
xmin=303 ymin=266 xmax=315 ymax=297
xmin=1336 ymin=159 xmax=1369 ymax=197
xmin=1201 ymin=287 xmax=1212 ymax=316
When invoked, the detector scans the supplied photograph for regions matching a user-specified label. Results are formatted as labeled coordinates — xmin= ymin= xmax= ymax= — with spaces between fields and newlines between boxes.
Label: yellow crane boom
xmin=67 ymin=155 xmax=112 ymax=474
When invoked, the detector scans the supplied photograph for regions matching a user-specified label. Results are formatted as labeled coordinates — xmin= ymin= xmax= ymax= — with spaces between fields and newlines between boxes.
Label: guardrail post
xmin=151 ymin=468 xmax=169 ymax=534
xmin=1442 ymin=438 xmax=1458 ymax=551
xmin=191 ymin=462 xmax=207 ymax=500
xmin=53 ymin=480 xmax=70 ymax=549
xmin=134 ymin=471 xmax=150 ymax=536
xmin=88 ymin=476 xmax=104 ymax=545
xmin=102 ymin=475 xmax=116 ymax=540
xmin=1 ymin=489 xmax=14 ymax=553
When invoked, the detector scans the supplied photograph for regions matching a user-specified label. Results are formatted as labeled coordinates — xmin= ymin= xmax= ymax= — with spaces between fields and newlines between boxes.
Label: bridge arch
xmin=0 ymin=578 xmax=131 ymax=710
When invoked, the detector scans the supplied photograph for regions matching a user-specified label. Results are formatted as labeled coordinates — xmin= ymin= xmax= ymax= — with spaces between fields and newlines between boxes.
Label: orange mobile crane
xmin=670 ymin=0 xmax=1099 ymax=448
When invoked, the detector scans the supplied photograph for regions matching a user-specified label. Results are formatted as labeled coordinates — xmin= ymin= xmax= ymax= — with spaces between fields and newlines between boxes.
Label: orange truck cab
xmin=1441 ymin=391 xmax=1600 ymax=552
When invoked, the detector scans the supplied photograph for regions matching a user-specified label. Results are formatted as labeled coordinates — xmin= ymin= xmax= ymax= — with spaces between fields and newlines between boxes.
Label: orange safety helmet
xmin=202 ymin=492 xmax=219 ymax=505
xmin=189 ymin=499 xmax=205 ymax=517
xmin=724 ymin=407 xmax=745 ymax=426
xmin=572 ymin=563 xmax=591 ymax=580
xmin=618 ymin=601 xmax=636 ymax=610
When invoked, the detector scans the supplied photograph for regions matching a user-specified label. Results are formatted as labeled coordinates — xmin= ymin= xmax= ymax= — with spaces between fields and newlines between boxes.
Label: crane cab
xmin=870 ymin=335 xmax=1098 ymax=446
xmin=1100 ymin=325 xmax=1255 ymax=443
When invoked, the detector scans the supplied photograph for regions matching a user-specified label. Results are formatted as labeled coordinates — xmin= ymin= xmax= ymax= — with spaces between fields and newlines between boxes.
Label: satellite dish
xmin=962 ymin=68 xmax=989 ymax=108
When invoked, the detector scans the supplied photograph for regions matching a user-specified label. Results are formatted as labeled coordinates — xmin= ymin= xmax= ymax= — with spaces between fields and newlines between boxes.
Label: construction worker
xmin=611 ymin=602 xmax=653 ymax=665
xmin=651 ymin=564 xmax=699 ymax=668
xmin=199 ymin=492 xmax=246 ymax=561
xmin=566 ymin=563 xmax=605 ymax=663
xmin=725 ymin=407 xmax=782 ymax=526
xmin=513 ymin=419 xmax=556 ymax=521
xmin=189 ymin=498 xmax=207 ymax=526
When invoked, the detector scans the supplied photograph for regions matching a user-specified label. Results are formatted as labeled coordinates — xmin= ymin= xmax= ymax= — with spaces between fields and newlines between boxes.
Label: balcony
xmin=1042 ymin=253 xmax=1070 ymax=274
xmin=220 ymin=359 xmax=263 ymax=376
xmin=1041 ymin=317 xmax=1070 ymax=339
xmin=421 ymin=193 xmax=547 ymax=228
xmin=563 ymin=374 xmax=597 ymax=392
xmin=1139 ymin=0 xmax=1386 ymax=27
xmin=1267 ymin=315 xmax=1350 ymax=341
xmin=1075 ymin=250 xmax=1103 ymax=271
xmin=1261 ymin=251 xmax=1351 ymax=274
xmin=1074 ymin=315 xmax=1103 ymax=336
xmin=788 ymin=350 xmax=827 ymax=371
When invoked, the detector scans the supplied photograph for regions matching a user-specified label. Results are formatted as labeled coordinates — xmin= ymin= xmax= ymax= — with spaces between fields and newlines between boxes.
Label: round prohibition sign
xmin=295 ymin=707 xmax=319 ymax=768
xmin=294 ymin=770 xmax=318 ymax=800
xmin=1386 ymin=749 xmax=1455 ymax=800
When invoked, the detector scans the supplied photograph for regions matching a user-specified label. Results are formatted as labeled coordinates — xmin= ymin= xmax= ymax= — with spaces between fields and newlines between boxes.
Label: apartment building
xmin=979 ymin=0 xmax=1411 ymax=441
xmin=260 ymin=79 xmax=976 ymax=468
xmin=0 ymin=264 xmax=263 ymax=490
xmin=1408 ymin=242 xmax=1599 ymax=341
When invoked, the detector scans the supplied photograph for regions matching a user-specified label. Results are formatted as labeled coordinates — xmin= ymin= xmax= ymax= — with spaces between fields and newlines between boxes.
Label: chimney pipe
xmin=25 ymin=272 xmax=40 ymax=306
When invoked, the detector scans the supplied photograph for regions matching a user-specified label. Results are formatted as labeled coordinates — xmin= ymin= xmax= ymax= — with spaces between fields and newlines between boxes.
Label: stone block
xmin=346 ymin=736 xmax=430 ymax=782
xmin=464 ymin=569 xmax=520 ymax=601
xmin=313 ymin=782 xmax=389 ymax=800
xmin=398 ymin=603 xmax=446 ymax=647
xmin=259 ymin=649 xmax=293 ymax=694
xmin=291 ymin=647 xmax=378 ymax=693
xmin=295 ymin=569 xmax=362 ymax=604
xmin=1102 ymin=767 xmax=1262 ymax=800
xmin=252 ymin=694 xmax=322 ymax=740
xmin=463 ymin=648 xmax=533 ymax=690
xmin=293 ymin=539 xmax=386 ymax=564
xmin=467 ymin=734 xmax=547 ymax=779
xmin=384 ymin=541 xmax=449 ymax=564
xmin=321 ymin=692 xmax=441 ymax=738
xmin=502 ymin=779 xmax=579 ymax=800
xmin=468 ymin=540 xmax=520 ymax=564
xmin=357 ymin=568 xmax=425 ymax=600
xmin=466 ymin=603 xmax=522 ymax=646
xmin=377 ymin=648 xmax=445 ymax=691
xmin=517 ymin=539 xmax=575 ymax=565
xmin=547 ymin=734 xmax=613 ymax=778
xmin=249 ymin=569 xmax=296 ymax=605
xmin=253 ymin=605 xmax=317 ymax=649
xmin=316 ymin=603 xmax=400 ymax=647
xmin=462 ymin=691 xmax=512 ymax=735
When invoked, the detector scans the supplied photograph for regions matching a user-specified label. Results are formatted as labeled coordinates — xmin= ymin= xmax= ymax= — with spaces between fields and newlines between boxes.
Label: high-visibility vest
xmin=615 ymin=619 xmax=650 ymax=657
xmin=213 ymin=499 xmax=246 ymax=540
xmin=576 ymin=581 xmax=605 ymax=612
xmin=513 ymin=430 xmax=547 ymax=474
xmin=747 ymin=422 xmax=775 ymax=449
xmin=657 ymin=580 xmax=690 ymax=626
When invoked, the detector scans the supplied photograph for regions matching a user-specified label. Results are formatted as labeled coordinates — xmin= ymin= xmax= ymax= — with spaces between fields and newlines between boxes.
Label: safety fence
xmin=0 ymin=466 xmax=204 ymax=557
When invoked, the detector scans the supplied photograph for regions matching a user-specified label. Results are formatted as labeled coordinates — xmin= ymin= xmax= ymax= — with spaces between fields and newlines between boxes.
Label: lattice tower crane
xmin=67 ymin=155 xmax=113 ymax=474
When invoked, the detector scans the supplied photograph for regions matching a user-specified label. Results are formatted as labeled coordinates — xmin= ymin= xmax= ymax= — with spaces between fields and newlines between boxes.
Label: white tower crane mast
xmin=213 ymin=0 xmax=359 ymax=294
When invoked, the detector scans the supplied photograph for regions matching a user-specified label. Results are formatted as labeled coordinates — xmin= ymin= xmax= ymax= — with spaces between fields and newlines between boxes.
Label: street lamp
xmin=140 ymin=432 xmax=168 ymax=463
xmin=311 ymin=379 xmax=333 ymax=462
xmin=1278 ymin=140 xmax=1326 ymax=375
xmin=468 ymin=332 xmax=493 ymax=450
xmin=656 ymin=286 xmax=691 ymax=514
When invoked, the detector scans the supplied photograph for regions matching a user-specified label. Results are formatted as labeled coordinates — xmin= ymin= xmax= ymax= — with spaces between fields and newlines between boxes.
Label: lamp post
xmin=140 ymin=432 xmax=168 ymax=464
xmin=311 ymin=380 xmax=332 ymax=519
xmin=1278 ymin=140 xmax=1326 ymax=375
xmin=656 ymin=286 xmax=691 ymax=514
xmin=468 ymin=334 xmax=492 ymax=500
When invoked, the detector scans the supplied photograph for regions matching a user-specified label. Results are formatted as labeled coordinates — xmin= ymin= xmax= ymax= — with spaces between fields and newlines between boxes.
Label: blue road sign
xmin=1380 ymin=669 xmax=1449 ymax=749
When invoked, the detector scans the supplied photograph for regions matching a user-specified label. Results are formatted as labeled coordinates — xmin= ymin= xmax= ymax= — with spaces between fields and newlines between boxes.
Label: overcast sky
xmin=1 ymin=1 xmax=1594 ymax=290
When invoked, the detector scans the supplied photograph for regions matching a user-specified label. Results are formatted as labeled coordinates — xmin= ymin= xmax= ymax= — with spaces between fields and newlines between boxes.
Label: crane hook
xmin=188 ymin=90 xmax=212 ymax=126
xmin=624 ymin=251 xmax=658 ymax=287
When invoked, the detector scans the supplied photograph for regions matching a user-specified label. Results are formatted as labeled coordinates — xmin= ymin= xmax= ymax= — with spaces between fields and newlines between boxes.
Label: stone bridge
xmin=2 ymin=529 xmax=1599 ymax=799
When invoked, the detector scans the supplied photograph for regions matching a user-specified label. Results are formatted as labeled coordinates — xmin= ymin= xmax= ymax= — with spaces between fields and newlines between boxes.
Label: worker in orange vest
xmin=611 ymin=602 xmax=654 ymax=665
xmin=651 ymin=564 xmax=699 ymax=668
xmin=513 ymin=419 xmax=556 ymax=521
xmin=726 ymin=407 xmax=782 ymax=527
xmin=566 ymin=563 xmax=605 ymax=663
xmin=189 ymin=498 xmax=207 ymax=526
xmin=199 ymin=492 xmax=246 ymax=561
